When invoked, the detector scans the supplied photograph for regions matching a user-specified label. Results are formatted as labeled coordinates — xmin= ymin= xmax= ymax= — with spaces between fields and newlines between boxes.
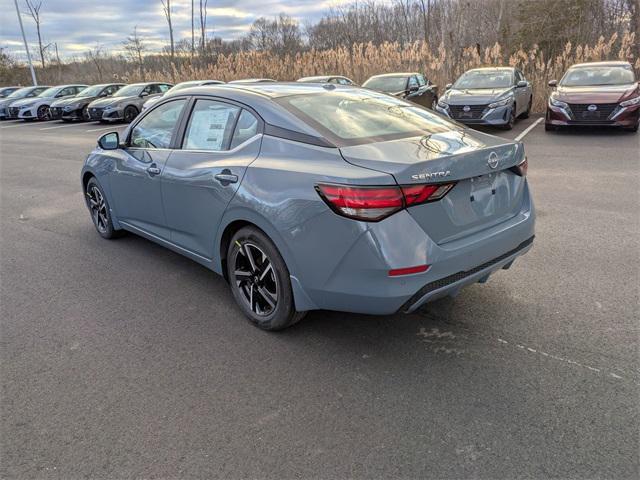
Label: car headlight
xmin=549 ymin=97 xmax=569 ymax=109
xmin=437 ymin=99 xmax=449 ymax=109
xmin=620 ymin=96 xmax=640 ymax=107
xmin=488 ymin=96 xmax=513 ymax=109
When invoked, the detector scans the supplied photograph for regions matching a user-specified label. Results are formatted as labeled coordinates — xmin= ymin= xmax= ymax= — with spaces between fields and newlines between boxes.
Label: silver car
xmin=87 ymin=82 xmax=173 ymax=123
xmin=436 ymin=67 xmax=533 ymax=129
xmin=142 ymin=80 xmax=224 ymax=112
xmin=82 ymin=83 xmax=534 ymax=330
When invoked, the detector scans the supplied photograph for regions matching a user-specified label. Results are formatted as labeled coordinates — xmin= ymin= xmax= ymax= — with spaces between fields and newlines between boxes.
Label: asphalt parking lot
xmin=1 ymin=116 xmax=638 ymax=479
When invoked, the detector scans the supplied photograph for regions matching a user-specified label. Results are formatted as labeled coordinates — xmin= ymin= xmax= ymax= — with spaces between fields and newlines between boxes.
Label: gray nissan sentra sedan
xmin=436 ymin=67 xmax=533 ymax=129
xmin=82 ymin=83 xmax=535 ymax=330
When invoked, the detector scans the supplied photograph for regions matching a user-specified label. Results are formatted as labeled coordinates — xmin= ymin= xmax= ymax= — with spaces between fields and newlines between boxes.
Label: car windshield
xmin=8 ymin=88 xmax=31 ymax=99
xmin=114 ymin=84 xmax=145 ymax=97
xmin=278 ymin=90 xmax=454 ymax=145
xmin=169 ymin=81 xmax=202 ymax=92
xmin=77 ymin=85 xmax=105 ymax=97
xmin=560 ymin=65 xmax=635 ymax=86
xmin=38 ymin=87 xmax=61 ymax=97
xmin=453 ymin=70 xmax=513 ymax=89
xmin=363 ymin=76 xmax=407 ymax=93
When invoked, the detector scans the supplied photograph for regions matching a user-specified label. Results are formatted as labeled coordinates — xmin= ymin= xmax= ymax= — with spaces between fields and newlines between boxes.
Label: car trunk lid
xmin=339 ymin=130 xmax=527 ymax=244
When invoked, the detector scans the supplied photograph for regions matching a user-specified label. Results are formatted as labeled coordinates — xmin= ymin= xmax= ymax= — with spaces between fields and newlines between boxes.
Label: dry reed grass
xmin=123 ymin=32 xmax=638 ymax=112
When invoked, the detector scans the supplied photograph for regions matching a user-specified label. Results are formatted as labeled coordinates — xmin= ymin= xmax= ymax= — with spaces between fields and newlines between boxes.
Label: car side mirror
xmin=140 ymin=91 xmax=149 ymax=97
xmin=548 ymin=80 xmax=558 ymax=88
xmin=516 ymin=80 xmax=528 ymax=88
xmin=98 ymin=132 xmax=120 ymax=150
xmin=445 ymin=83 xmax=452 ymax=90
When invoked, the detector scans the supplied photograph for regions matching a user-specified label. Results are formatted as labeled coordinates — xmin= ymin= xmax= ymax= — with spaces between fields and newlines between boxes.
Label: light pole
xmin=13 ymin=0 xmax=38 ymax=85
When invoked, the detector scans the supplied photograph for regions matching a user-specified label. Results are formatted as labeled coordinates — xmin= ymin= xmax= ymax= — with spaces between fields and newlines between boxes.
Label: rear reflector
xmin=316 ymin=182 xmax=455 ymax=222
xmin=389 ymin=264 xmax=430 ymax=276
xmin=509 ymin=157 xmax=528 ymax=177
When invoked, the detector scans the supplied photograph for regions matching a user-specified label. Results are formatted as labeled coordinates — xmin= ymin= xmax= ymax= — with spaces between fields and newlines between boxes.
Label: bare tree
xmin=191 ymin=0 xmax=195 ymax=55
xmin=123 ymin=26 xmax=147 ymax=80
xmin=160 ymin=0 xmax=175 ymax=60
xmin=84 ymin=43 xmax=106 ymax=82
xmin=24 ymin=0 xmax=45 ymax=69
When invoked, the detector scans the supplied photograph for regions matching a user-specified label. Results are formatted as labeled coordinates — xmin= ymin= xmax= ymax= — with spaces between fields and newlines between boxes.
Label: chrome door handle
xmin=147 ymin=165 xmax=161 ymax=176
xmin=214 ymin=171 xmax=238 ymax=185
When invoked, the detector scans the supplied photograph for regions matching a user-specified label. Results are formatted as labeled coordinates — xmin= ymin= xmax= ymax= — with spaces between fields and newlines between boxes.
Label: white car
xmin=12 ymin=84 xmax=87 ymax=121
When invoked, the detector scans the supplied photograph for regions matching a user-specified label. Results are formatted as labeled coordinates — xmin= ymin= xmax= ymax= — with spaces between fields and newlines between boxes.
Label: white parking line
xmin=85 ymin=126 xmax=124 ymax=132
xmin=0 ymin=123 xmax=29 ymax=129
xmin=39 ymin=124 xmax=81 ymax=131
xmin=514 ymin=117 xmax=544 ymax=142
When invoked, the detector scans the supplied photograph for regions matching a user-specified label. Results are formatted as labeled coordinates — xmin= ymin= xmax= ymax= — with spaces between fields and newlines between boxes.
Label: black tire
xmin=82 ymin=105 xmax=90 ymax=121
xmin=123 ymin=105 xmax=138 ymax=123
xmin=85 ymin=177 xmax=121 ymax=239
xmin=36 ymin=105 xmax=49 ymax=121
xmin=62 ymin=118 xmax=72 ymax=123
xmin=227 ymin=226 xmax=306 ymax=331
xmin=520 ymin=96 xmax=532 ymax=119
xmin=545 ymin=123 xmax=559 ymax=132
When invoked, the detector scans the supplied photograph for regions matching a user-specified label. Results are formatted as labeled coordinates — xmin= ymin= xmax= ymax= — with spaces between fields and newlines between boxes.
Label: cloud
xmin=0 ymin=0 xmax=356 ymax=60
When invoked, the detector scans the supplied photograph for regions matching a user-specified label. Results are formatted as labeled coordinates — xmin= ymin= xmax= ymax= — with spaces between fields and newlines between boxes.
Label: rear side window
xmin=182 ymin=99 xmax=240 ymax=151
xmin=130 ymin=99 xmax=186 ymax=149
xmin=408 ymin=76 xmax=419 ymax=88
xmin=230 ymin=110 xmax=259 ymax=149
xmin=159 ymin=84 xmax=172 ymax=93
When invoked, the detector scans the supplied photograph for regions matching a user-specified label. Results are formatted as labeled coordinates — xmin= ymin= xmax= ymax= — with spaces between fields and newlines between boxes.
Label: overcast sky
xmin=1 ymin=0 xmax=352 ymax=60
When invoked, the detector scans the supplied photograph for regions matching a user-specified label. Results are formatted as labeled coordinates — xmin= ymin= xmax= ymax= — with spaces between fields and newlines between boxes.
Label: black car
xmin=362 ymin=72 xmax=439 ymax=109
xmin=49 ymin=84 xmax=126 ymax=122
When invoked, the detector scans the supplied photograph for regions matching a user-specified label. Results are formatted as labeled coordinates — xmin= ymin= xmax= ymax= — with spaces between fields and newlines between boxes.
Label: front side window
xmin=408 ymin=76 xmax=419 ymax=89
xmin=182 ymin=99 xmax=240 ymax=151
xmin=129 ymin=99 xmax=186 ymax=149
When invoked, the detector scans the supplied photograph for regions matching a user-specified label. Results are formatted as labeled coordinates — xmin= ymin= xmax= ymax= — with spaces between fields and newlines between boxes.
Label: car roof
xmin=298 ymin=75 xmax=345 ymax=82
xmin=569 ymin=61 xmax=632 ymax=68
xmin=367 ymin=72 xmax=418 ymax=79
xmin=465 ymin=67 xmax=515 ymax=72
xmin=165 ymin=82 xmax=363 ymax=145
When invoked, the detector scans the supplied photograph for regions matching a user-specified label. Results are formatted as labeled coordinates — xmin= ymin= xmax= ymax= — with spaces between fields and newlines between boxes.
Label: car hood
xmin=10 ymin=98 xmax=40 ymax=108
xmin=340 ymin=128 xmax=522 ymax=184
xmin=443 ymin=87 xmax=513 ymax=104
xmin=90 ymin=96 xmax=132 ymax=108
xmin=552 ymin=83 xmax=638 ymax=104
xmin=51 ymin=97 xmax=78 ymax=107
xmin=0 ymin=97 xmax=24 ymax=108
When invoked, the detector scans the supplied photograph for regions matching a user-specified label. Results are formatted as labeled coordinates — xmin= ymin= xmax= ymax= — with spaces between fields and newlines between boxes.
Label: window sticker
xmin=185 ymin=106 xmax=235 ymax=150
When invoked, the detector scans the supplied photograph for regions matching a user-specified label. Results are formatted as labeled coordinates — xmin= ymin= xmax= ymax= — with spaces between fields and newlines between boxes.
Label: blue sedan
xmin=82 ymin=83 xmax=535 ymax=330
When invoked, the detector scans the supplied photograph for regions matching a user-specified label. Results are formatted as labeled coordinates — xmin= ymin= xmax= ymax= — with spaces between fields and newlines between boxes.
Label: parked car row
xmin=1 ymin=60 xmax=638 ymax=132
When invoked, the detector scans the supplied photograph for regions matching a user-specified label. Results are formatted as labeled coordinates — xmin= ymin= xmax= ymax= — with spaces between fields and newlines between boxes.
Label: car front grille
xmin=9 ymin=107 xmax=20 ymax=117
xmin=401 ymin=236 xmax=535 ymax=312
xmin=0 ymin=107 xmax=6 ymax=116
xmin=89 ymin=107 xmax=104 ymax=120
xmin=449 ymin=104 xmax=488 ymax=120
xmin=568 ymin=103 xmax=618 ymax=122
xmin=49 ymin=107 xmax=62 ymax=118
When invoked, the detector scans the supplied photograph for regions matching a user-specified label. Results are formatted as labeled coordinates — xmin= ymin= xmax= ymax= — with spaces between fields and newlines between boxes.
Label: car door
xmin=109 ymin=98 xmax=187 ymax=239
xmin=514 ymin=70 xmax=528 ymax=115
xmin=161 ymin=98 xmax=262 ymax=260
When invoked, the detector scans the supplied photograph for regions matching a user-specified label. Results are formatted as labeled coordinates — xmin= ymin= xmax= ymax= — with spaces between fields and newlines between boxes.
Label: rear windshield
xmin=560 ymin=65 xmax=635 ymax=86
xmin=277 ymin=90 xmax=456 ymax=146
xmin=454 ymin=70 xmax=513 ymax=89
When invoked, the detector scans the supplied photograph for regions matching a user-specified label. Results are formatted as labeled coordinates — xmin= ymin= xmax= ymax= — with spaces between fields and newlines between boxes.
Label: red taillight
xmin=315 ymin=184 xmax=403 ymax=221
xmin=388 ymin=264 xmax=430 ymax=276
xmin=510 ymin=157 xmax=528 ymax=177
xmin=316 ymin=182 xmax=455 ymax=222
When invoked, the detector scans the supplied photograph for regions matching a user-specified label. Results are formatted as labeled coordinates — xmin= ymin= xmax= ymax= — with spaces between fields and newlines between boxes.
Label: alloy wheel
xmin=87 ymin=184 xmax=109 ymax=234
xmin=37 ymin=105 xmax=49 ymax=120
xmin=233 ymin=242 xmax=279 ymax=317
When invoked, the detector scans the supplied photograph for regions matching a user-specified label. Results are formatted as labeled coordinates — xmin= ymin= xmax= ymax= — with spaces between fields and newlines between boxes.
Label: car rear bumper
xmin=299 ymin=181 xmax=535 ymax=315
xmin=436 ymin=104 xmax=513 ymax=126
